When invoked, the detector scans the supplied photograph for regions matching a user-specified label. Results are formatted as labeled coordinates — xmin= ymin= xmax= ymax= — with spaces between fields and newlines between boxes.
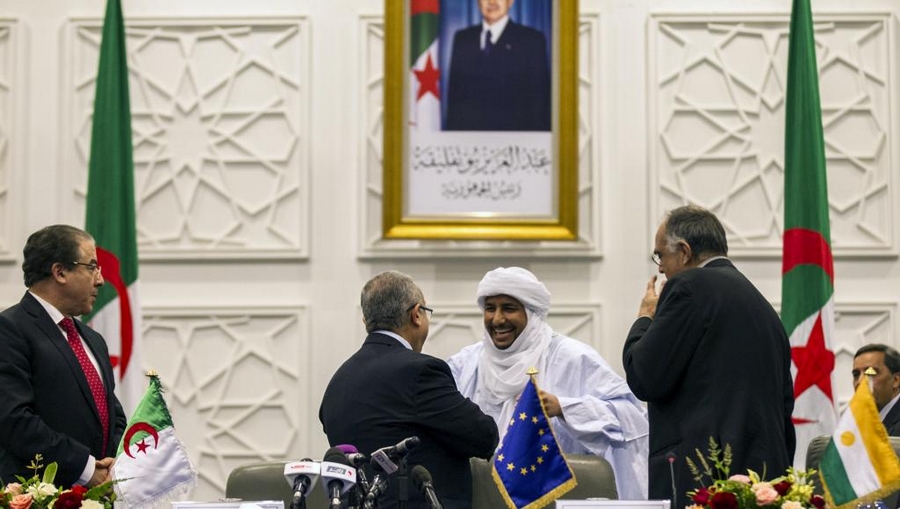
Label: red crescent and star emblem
xmin=123 ymin=422 xmax=160 ymax=458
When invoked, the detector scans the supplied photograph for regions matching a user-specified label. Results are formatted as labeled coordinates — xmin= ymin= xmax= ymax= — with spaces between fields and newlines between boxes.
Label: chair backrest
xmin=470 ymin=454 xmax=618 ymax=509
xmin=806 ymin=434 xmax=900 ymax=506
xmin=224 ymin=461 xmax=328 ymax=509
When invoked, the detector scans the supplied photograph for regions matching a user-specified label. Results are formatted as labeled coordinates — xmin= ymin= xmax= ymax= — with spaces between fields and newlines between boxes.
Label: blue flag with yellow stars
xmin=492 ymin=372 xmax=577 ymax=509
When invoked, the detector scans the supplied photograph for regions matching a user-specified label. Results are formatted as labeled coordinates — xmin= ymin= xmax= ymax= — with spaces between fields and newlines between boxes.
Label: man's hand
xmin=638 ymin=275 xmax=662 ymax=319
xmin=88 ymin=457 xmax=114 ymax=487
xmin=539 ymin=390 xmax=562 ymax=418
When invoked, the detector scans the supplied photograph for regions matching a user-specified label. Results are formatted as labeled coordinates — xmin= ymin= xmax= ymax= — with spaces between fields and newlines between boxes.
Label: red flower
xmin=53 ymin=489 xmax=84 ymax=509
xmin=773 ymin=480 xmax=791 ymax=496
xmin=69 ymin=485 xmax=88 ymax=497
xmin=709 ymin=491 xmax=738 ymax=509
xmin=692 ymin=487 xmax=711 ymax=505
xmin=810 ymin=495 xmax=826 ymax=509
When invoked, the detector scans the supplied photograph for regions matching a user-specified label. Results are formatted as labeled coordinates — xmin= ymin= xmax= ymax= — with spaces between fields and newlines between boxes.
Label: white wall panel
xmin=648 ymin=13 xmax=896 ymax=256
xmin=0 ymin=20 xmax=15 ymax=261
xmin=62 ymin=17 xmax=311 ymax=260
xmin=142 ymin=306 xmax=310 ymax=501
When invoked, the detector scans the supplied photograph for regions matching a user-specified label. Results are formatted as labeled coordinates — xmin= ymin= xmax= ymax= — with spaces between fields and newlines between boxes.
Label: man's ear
xmin=678 ymin=240 xmax=693 ymax=265
xmin=892 ymin=372 xmax=900 ymax=391
xmin=409 ymin=304 xmax=423 ymax=327
xmin=51 ymin=262 xmax=67 ymax=282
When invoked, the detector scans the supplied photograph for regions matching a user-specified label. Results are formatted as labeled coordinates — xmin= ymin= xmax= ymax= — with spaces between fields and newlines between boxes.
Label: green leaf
xmin=42 ymin=462 xmax=58 ymax=484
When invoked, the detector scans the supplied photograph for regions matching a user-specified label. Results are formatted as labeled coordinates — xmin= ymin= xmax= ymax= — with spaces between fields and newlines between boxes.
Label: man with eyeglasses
xmin=448 ymin=266 xmax=649 ymax=499
xmin=319 ymin=270 xmax=498 ymax=509
xmin=0 ymin=225 xmax=126 ymax=487
xmin=622 ymin=205 xmax=795 ymax=506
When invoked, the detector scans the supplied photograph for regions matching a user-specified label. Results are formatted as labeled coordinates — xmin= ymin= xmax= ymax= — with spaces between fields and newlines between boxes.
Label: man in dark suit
xmin=0 ymin=225 xmax=126 ymax=487
xmin=445 ymin=0 xmax=550 ymax=131
xmin=853 ymin=343 xmax=900 ymax=435
xmin=319 ymin=271 xmax=498 ymax=509
xmin=623 ymin=205 xmax=795 ymax=505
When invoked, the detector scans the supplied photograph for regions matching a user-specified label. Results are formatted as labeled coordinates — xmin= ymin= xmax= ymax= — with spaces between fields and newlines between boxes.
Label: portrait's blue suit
xmin=0 ymin=292 xmax=126 ymax=486
xmin=446 ymin=21 xmax=551 ymax=131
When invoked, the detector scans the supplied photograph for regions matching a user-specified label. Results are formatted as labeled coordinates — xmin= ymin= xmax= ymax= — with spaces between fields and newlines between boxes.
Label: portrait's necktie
xmin=483 ymin=29 xmax=493 ymax=55
xmin=60 ymin=317 xmax=109 ymax=455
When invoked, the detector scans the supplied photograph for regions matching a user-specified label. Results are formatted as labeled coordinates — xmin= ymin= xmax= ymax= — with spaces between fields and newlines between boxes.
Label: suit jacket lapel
xmin=21 ymin=292 xmax=102 ymax=424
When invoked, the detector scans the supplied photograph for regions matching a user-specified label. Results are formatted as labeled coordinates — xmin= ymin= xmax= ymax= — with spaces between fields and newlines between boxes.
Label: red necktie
xmin=60 ymin=317 xmax=109 ymax=455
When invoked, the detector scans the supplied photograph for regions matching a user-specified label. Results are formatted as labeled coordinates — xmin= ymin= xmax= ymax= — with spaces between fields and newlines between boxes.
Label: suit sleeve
xmin=413 ymin=358 xmax=498 ymax=459
xmin=0 ymin=315 xmax=92 ymax=484
xmin=622 ymin=277 xmax=704 ymax=402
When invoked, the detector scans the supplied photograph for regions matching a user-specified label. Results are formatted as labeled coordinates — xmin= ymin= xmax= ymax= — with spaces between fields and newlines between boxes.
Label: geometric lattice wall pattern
xmin=65 ymin=19 xmax=310 ymax=259
xmin=649 ymin=15 xmax=895 ymax=256
xmin=141 ymin=307 xmax=310 ymax=500
xmin=0 ymin=21 xmax=13 ymax=258
xmin=358 ymin=15 xmax=602 ymax=259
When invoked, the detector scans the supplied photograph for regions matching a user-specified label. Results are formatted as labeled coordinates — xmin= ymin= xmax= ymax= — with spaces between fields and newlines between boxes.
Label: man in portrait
xmin=445 ymin=0 xmax=551 ymax=131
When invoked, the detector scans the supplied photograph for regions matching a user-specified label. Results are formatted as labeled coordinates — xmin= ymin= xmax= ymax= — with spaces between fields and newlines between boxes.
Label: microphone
xmin=411 ymin=465 xmax=442 ymax=509
xmin=335 ymin=445 xmax=367 ymax=509
xmin=321 ymin=448 xmax=358 ymax=509
xmin=283 ymin=459 xmax=320 ymax=509
xmin=335 ymin=444 xmax=368 ymax=468
xmin=363 ymin=474 xmax=388 ymax=509
xmin=666 ymin=451 xmax=678 ymax=509
xmin=371 ymin=436 xmax=420 ymax=474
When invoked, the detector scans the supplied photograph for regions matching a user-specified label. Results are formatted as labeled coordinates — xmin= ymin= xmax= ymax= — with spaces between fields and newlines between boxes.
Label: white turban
xmin=476 ymin=267 xmax=551 ymax=319
xmin=475 ymin=267 xmax=554 ymax=430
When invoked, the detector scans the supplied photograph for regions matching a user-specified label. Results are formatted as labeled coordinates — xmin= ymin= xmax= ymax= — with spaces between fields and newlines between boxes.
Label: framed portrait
xmin=383 ymin=0 xmax=578 ymax=240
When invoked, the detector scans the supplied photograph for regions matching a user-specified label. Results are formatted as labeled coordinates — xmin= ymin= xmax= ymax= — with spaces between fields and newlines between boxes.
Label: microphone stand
xmin=397 ymin=457 xmax=408 ymax=509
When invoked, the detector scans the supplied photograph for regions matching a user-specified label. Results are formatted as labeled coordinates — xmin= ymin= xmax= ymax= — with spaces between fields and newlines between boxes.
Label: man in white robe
xmin=448 ymin=267 xmax=649 ymax=499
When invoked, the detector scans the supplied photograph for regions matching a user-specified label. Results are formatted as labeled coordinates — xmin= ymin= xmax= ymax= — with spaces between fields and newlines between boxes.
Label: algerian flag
xmin=113 ymin=373 xmax=197 ymax=509
xmin=83 ymin=0 xmax=144 ymax=416
xmin=819 ymin=371 xmax=900 ymax=509
xmin=781 ymin=0 xmax=837 ymax=468
xmin=409 ymin=0 xmax=440 ymax=131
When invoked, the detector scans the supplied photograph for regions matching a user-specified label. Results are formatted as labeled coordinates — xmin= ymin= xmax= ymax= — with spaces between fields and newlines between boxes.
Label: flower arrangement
xmin=686 ymin=438 xmax=826 ymax=509
xmin=0 ymin=455 xmax=115 ymax=509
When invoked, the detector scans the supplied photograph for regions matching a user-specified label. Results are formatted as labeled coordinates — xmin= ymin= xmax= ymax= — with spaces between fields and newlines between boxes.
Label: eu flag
xmin=492 ymin=373 xmax=577 ymax=509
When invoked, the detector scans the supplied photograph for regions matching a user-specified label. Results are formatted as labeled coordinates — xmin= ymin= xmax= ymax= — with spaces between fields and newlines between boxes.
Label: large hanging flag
xmin=84 ymin=0 xmax=143 ymax=415
xmin=492 ymin=370 xmax=576 ymax=509
xmin=113 ymin=372 xmax=197 ymax=509
xmin=409 ymin=0 xmax=441 ymax=131
xmin=819 ymin=369 xmax=900 ymax=509
xmin=781 ymin=0 xmax=837 ymax=469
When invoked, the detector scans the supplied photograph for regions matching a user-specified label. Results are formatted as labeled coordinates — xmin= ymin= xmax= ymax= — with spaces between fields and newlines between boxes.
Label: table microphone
xmin=411 ymin=465 xmax=442 ymax=509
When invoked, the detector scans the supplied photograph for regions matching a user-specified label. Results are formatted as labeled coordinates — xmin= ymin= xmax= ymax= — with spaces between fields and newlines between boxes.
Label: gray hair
xmin=361 ymin=271 xmax=423 ymax=333
xmin=665 ymin=205 xmax=728 ymax=263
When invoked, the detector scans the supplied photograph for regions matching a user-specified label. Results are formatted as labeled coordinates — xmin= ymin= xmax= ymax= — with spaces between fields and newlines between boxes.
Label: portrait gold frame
xmin=382 ymin=0 xmax=578 ymax=240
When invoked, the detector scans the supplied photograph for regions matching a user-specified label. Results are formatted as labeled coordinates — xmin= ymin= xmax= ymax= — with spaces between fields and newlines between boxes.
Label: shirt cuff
xmin=77 ymin=455 xmax=96 ymax=485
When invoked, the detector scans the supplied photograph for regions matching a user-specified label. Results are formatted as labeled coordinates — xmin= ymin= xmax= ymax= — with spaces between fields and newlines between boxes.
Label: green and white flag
xmin=819 ymin=372 xmax=900 ymax=509
xmin=781 ymin=0 xmax=837 ymax=468
xmin=83 ymin=0 xmax=143 ymax=416
xmin=113 ymin=374 xmax=197 ymax=509
xmin=409 ymin=0 xmax=440 ymax=131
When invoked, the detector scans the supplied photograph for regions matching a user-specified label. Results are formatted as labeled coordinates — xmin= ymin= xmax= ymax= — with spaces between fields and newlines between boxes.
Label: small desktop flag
xmin=492 ymin=370 xmax=576 ymax=509
xmin=113 ymin=372 xmax=197 ymax=509
xmin=819 ymin=368 xmax=900 ymax=509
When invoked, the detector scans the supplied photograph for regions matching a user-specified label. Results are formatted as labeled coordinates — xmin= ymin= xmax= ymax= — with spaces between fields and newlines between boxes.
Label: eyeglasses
xmin=72 ymin=261 xmax=102 ymax=275
xmin=407 ymin=303 xmax=434 ymax=319
xmin=650 ymin=253 xmax=662 ymax=266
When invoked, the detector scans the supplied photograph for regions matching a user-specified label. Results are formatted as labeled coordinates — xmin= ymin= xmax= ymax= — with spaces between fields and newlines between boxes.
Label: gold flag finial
xmin=146 ymin=369 xmax=159 ymax=377
xmin=526 ymin=367 xmax=539 ymax=377
xmin=865 ymin=367 xmax=877 ymax=376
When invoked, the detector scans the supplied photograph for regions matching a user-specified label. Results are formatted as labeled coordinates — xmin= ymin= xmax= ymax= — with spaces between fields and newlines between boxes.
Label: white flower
xmin=25 ymin=482 xmax=57 ymax=500
xmin=81 ymin=499 xmax=104 ymax=509
xmin=781 ymin=501 xmax=803 ymax=509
